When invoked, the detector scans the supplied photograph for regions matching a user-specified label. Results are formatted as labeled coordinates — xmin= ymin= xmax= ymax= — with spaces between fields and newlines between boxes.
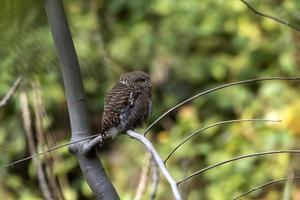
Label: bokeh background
xmin=1 ymin=0 xmax=300 ymax=199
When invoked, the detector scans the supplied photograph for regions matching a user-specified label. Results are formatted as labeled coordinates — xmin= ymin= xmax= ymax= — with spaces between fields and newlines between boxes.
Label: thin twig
xmin=126 ymin=130 xmax=183 ymax=200
xmin=0 ymin=133 xmax=100 ymax=171
xmin=0 ymin=131 xmax=114 ymax=172
xmin=177 ymin=150 xmax=300 ymax=185
xmin=164 ymin=119 xmax=281 ymax=163
xmin=232 ymin=176 xmax=300 ymax=200
xmin=0 ymin=76 xmax=22 ymax=108
xmin=134 ymin=153 xmax=151 ymax=200
xmin=144 ymin=77 xmax=300 ymax=136
xmin=149 ymin=159 xmax=160 ymax=200
xmin=240 ymin=0 xmax=300 ymax=32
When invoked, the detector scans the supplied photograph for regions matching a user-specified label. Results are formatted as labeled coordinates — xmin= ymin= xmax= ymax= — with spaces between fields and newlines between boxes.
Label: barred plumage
xmin=100 ymin=71 xmax=152 ymax=136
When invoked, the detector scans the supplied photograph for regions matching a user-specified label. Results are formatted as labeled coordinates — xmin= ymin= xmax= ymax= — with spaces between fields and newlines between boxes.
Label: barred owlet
xmin=100 ymin=71 xmax=152 ymax=137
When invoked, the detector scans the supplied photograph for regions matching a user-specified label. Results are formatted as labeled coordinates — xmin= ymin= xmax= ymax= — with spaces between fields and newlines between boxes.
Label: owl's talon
xmin=97 ymin=133 xmax=106 ymax=148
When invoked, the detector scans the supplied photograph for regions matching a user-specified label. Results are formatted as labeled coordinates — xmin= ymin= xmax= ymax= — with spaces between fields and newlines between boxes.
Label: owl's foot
xmin=91 ymin=134 xmax=105 ymax=150
xmin=98 ymin=134 xmax=105 ymax=148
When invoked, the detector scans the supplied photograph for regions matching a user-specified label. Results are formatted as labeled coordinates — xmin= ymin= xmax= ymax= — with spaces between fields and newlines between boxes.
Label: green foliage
xmin=1 ymin=0 xmax=300 ymax=199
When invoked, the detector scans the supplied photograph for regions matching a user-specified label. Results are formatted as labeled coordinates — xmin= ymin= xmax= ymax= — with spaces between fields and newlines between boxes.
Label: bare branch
xmin=144 ymin=77 xmax=300 ymax=136
xmin=82 ymin=134 xmax=111 ymax=155
xmin=134 ymin=153 xmax=151 ymax=200
xmin=177 ymin=150 xmax=300 ymax=185
xmin=126 ymin=130 xmax=183 ymax=200
xmin=43 ymin=0 xmax=119 ymax=198
xmin=0 ymin=76 xmax=22 ymax=108
xmin=232 ymin=176 xmax=300 ymax=200
xmin=240 ymin=0 xmax=300 ymax=32
xmin=164 ymin=119 xmax=281 ymax=163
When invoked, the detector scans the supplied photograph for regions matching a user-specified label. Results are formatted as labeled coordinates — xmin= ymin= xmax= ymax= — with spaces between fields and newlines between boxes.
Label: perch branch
xmin=0 ymin=76 xmax=22 ymax=108
xmin=232 ymin=176 xmax=300 ymax=200
xmin=164 ymin=119 xmax=281 ymax=163
xmin=144 ymin=77 xmax=300 ymax=136
xmin=240 ymin=0 xmax=300 ymax=32
xmin=177 ymin=150 xmax=300 ymax=185
xmin=126 ymin=130 xmax=182 ymax=200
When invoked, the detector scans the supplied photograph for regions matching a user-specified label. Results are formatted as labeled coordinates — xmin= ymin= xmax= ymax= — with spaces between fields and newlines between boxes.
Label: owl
xmin=100 ymin=71 xmax=152 ymax=137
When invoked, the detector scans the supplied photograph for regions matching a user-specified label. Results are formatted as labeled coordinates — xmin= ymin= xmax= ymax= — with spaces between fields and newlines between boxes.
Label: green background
xmin=1 ymin=0 xmax=300 ymax=199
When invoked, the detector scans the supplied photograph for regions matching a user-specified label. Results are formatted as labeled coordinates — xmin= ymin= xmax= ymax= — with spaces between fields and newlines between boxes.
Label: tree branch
xmin=232 ymin=176 xmax=300 ymax=200
xmin=177 ymin=150 xmax=300 ymax=185
xmin=43 ymin=0 xmax=119 ymax=199
xmin=144 ymin=77 xmax=300 ymax=136
xmin=126 ymin=130 xmax=183 ymax=200
xmin=0 ymin=76 xmax=22 ymax=108
xmin=240 ymin=0 xmax=300 ymax=32
xmin=164 ymin=119 xmax=281 ymax=163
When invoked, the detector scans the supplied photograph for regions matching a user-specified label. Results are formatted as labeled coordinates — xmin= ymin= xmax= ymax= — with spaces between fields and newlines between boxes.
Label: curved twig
xmin=232 ymin=176 xmax=300 ymax=200
xmin=126 ymin=130 xmax=183 ymax=200
xmin=240 ymin=0 xmax=300 ymax=32
xmin=164 ymin=119 xmax=281 ymax=163
xmin=177 ymin=150 xmax=300 ymax=185
xmin=143 ymin=77 xmax=300 ymax=136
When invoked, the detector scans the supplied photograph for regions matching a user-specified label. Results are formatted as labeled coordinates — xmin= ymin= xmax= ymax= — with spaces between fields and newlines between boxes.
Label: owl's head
xmin=119 ymin=71 xmax=151 ymax=88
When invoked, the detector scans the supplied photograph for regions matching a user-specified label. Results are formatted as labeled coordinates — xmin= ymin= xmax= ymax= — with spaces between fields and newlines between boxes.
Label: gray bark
xmin=43 ymin=0 xmax=120 ymax=199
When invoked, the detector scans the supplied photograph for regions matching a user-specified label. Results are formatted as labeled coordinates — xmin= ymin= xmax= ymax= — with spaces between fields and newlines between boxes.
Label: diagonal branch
xmin=126 ymin=130 xmax=183 ymax=200
xmin=0 ymin=76 xmax=22 ymax=108
xmin=240 ymin=0 xmax=300 ymax=32
xmin=232 ymin=176 xmax=300 ymax=200
xmin=144 ymin=77 xmax=300 ymax=136
xmin=177 ymin=150 xmax=300 ymax=185
xmin=164 ymin=119 xmax=281 ymax=163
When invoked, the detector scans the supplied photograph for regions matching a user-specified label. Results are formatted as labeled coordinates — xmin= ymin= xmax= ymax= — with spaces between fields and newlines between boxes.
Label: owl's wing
xmin=102 ymin=83 xmax=151 ymax=132
xmin=101 ymin=83 xmax=132 ymax=133
xmin=119 ymin=89 xmax=151 ymax=130
xmin=104 ymin=83 xmax=132 ymax=113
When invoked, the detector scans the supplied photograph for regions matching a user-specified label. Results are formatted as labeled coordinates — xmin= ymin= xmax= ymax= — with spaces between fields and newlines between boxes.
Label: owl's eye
xmin=136 ymin=78 xmax=146 ymax=82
